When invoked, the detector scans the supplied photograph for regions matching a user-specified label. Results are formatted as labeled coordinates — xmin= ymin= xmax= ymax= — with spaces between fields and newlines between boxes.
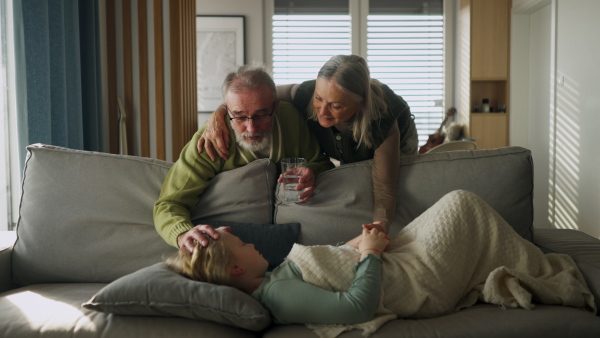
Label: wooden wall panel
xmin=122 ymin=0 xmax=134 ymax=155
xmin=138 ymin=0 xmax=149 ymax=157
xmin=105 ymin=0 xmax=118 ymax=154
xmin=103 ymin=0 xmax=196 ymax=161
xmin=169 ymin=0 xmax=197 ymax=161
xmin=153 ymin=0 xmax=165 ymax=160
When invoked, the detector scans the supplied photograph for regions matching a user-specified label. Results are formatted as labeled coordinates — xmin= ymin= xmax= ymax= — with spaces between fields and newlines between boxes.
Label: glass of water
xmin=280 ymin=158 xmax=306 ymax=203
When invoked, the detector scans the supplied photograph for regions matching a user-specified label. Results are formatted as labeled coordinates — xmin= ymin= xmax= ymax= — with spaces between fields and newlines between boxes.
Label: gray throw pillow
xmin=83 ymin=222 xmax=300 ymax=331
xmin=82 ymin=263 xmax=271 ymax=331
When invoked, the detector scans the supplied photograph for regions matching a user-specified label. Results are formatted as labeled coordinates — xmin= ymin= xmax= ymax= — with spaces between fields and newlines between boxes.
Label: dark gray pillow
xmin=82 ymin=263 xmax=271 ymax=331
xmin=191 ymin=220 xmax=300 ymax=270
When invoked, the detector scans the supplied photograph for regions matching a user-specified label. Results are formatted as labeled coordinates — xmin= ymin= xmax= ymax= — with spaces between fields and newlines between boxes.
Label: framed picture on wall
xmin=196 ymin=15 xmax=245 ymax=126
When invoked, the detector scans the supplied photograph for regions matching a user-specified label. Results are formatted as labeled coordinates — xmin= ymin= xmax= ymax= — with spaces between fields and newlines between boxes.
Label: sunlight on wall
xmin=456 ymin=1 xmax=470 ymax=129
xmin=548 ymin=71 xmax=580 ymax=230
xmin=458 ymin=32 xmax=470 ymax=127
xmin=6 ymin=291 xmax=96 ymax=331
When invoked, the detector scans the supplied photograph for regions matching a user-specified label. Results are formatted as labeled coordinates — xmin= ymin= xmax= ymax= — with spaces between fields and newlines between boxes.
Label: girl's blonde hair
xmin=309 ymin=54 xmax=387 ymax=148
xmin=165 ymin=232 xmax=233 ymax=285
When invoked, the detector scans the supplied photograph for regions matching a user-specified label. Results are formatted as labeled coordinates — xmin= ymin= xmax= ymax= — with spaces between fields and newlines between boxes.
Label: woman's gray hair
xmin=221 ymin=63 xmax=277 ymax=101
xmin=309 ymin=55 xmax=387 ymax=148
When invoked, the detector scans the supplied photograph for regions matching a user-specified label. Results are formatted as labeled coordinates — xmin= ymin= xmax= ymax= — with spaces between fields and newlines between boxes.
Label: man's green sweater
xmin=154 ymin=101 xmax=334 ymax=247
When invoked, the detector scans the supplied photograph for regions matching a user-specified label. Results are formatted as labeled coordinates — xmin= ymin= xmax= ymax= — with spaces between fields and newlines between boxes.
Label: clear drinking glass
xmin=280 ymin=158 xmax=306 ymax=203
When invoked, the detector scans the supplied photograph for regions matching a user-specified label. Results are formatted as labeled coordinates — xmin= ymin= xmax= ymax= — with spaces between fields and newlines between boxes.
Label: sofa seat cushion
xmin=0 ymin=284 xmax=256 ymax=338
xmin=263 ymin=304 xmax=600 ymax=338
xmin=277 ymin=147 xmax=534 ymax=246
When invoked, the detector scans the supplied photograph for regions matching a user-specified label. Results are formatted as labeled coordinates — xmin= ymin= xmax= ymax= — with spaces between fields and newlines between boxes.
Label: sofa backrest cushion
xmin=275 ymin=147 xmax=534 ymax=246
xmin=12 ymin=144 xmax=276 ymax=285
xmin=190 ymin=159 xmax=276 ymax=223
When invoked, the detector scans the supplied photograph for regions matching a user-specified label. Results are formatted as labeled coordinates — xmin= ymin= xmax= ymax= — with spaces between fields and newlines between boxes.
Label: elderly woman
xmin=198 ymin=55 xmax=418 ymax=232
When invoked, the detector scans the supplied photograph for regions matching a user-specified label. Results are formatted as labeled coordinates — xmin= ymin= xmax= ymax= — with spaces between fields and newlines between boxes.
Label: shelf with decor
xmin=471 ymin=80 xmax=508 ymax=114
xmin=459 ymin=0 xmax=511 ymax=149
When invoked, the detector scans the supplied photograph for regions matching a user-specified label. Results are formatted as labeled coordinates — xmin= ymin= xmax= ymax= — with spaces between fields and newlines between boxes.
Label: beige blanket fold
xmin=287 ymin=190 xmax=596 ymax=338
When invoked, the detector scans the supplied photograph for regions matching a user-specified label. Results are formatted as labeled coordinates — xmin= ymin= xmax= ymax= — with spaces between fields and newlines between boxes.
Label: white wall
xmin=511 ymin=0 xmax=600 ymax=238
xmin=528 ymin=4 xmax=552 ymax=234
xmin=508 ymin=15 xmax=530 ymax=148
xmin=553 ymin=0 xmax=600 ymax=238
xmin=196 ymin=0 xmax=265 ymax=63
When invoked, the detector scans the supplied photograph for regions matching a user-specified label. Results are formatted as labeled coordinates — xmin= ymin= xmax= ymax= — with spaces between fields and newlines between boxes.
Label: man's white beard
xmin=236 ymin=132 xmax=271 ymax=152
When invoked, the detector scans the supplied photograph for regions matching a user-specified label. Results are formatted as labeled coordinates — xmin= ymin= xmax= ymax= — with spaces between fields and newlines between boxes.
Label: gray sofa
xmin=1 ymin=143 xmax=599 ymax=337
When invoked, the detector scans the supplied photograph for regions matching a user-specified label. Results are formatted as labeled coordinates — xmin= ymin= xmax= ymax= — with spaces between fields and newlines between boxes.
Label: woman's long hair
xmin=309 ymin=55 xmax=387 ymax=148
xmin=165 ymin=232 xmax=233 ymax=286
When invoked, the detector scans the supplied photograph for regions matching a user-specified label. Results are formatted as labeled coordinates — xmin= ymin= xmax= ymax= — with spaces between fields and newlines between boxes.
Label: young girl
xmin=166 ymin=226 xmax=390 ymax=325
xmin=166 ymin=191 xmax=595 ymax=333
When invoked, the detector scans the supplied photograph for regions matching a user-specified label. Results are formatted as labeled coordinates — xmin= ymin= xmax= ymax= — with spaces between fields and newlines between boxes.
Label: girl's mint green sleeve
xmin=255 ymin=255 xmax=382 ymax=325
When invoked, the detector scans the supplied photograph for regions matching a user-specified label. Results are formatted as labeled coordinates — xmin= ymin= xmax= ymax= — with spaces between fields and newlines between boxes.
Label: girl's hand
xmin=362 ymin=221 xmax=387 ymax=234
xmin=358 ymin=227 xmax=389 ymax=260
xmin=346 ymin=223 xmax=391 ymax=250
xmin=197 ymin=105 xmax=229 ymax=161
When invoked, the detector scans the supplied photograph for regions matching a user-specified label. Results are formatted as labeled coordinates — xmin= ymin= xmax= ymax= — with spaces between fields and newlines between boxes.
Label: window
xmin=0 ymin=0 xmax=11 ymax=231
xmin=272 ymin=0 xmax=351 ymax=85
xmin=270 ymin=0 xmax=447 ymax=145
xmin=0 ymin=0 xmax=20 ymax=231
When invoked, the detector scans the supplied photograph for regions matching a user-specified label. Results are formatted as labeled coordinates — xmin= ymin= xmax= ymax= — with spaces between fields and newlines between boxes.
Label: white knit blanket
xmin=287 ymin=190 xmax=596 ymax=338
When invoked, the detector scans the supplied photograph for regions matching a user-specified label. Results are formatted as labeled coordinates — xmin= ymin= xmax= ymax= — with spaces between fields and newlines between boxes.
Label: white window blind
xmin=272 ymin=0 xmax=351 ymax=86
xmin=272 ymin=14 xmax=351 ymax=84
xmin=367 ymin=14 xmax=444 ymax=144
xmin=272 ymin=0 xmax=445 ymax=145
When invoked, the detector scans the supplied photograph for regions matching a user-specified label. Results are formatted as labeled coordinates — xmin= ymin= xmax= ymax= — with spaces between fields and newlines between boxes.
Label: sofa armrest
xmin=0 ymin=231 xmax=16 ymax=294
xmin=534 ymin=228 xmax=600 ymax=312
xmin=0 ymin=246 xmax=13 ymax=293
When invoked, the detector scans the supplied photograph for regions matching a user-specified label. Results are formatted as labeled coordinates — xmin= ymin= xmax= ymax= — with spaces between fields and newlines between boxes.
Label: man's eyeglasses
xmin=226 ymin=104 xmax=275 ymax=125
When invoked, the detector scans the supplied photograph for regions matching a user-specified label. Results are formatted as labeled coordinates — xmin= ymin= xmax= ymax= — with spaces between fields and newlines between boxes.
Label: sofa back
xmin=12 ymin=144 xmax=533 ymax=286
xmin=276 ymin=147 xmax=534 ymax=246
xmin=12 ymin=144 xmax=276 ymax=286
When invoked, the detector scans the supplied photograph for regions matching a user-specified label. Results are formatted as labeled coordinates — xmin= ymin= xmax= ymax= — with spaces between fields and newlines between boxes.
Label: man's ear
xmin=230 ymin=265 xmax=245 ymax=276
xmin=274 ymin=99 xmax=281 ymax=111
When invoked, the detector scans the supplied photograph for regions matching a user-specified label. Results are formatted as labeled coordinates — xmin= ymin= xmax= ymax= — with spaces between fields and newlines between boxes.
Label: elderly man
xmin=154 ymin=64 xmax=334 ymax=252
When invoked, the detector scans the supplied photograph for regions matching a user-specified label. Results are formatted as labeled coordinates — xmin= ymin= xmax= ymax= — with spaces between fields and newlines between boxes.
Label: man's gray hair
xmin=309 ymin=55 xmax=387 ymax=148
xmin=221 ymin=63 xmax=277 ymax=100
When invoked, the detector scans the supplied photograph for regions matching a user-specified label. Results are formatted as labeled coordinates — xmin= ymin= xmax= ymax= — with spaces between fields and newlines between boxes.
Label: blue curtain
xmin=15 ymin=0 xmax=103 ymax=163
